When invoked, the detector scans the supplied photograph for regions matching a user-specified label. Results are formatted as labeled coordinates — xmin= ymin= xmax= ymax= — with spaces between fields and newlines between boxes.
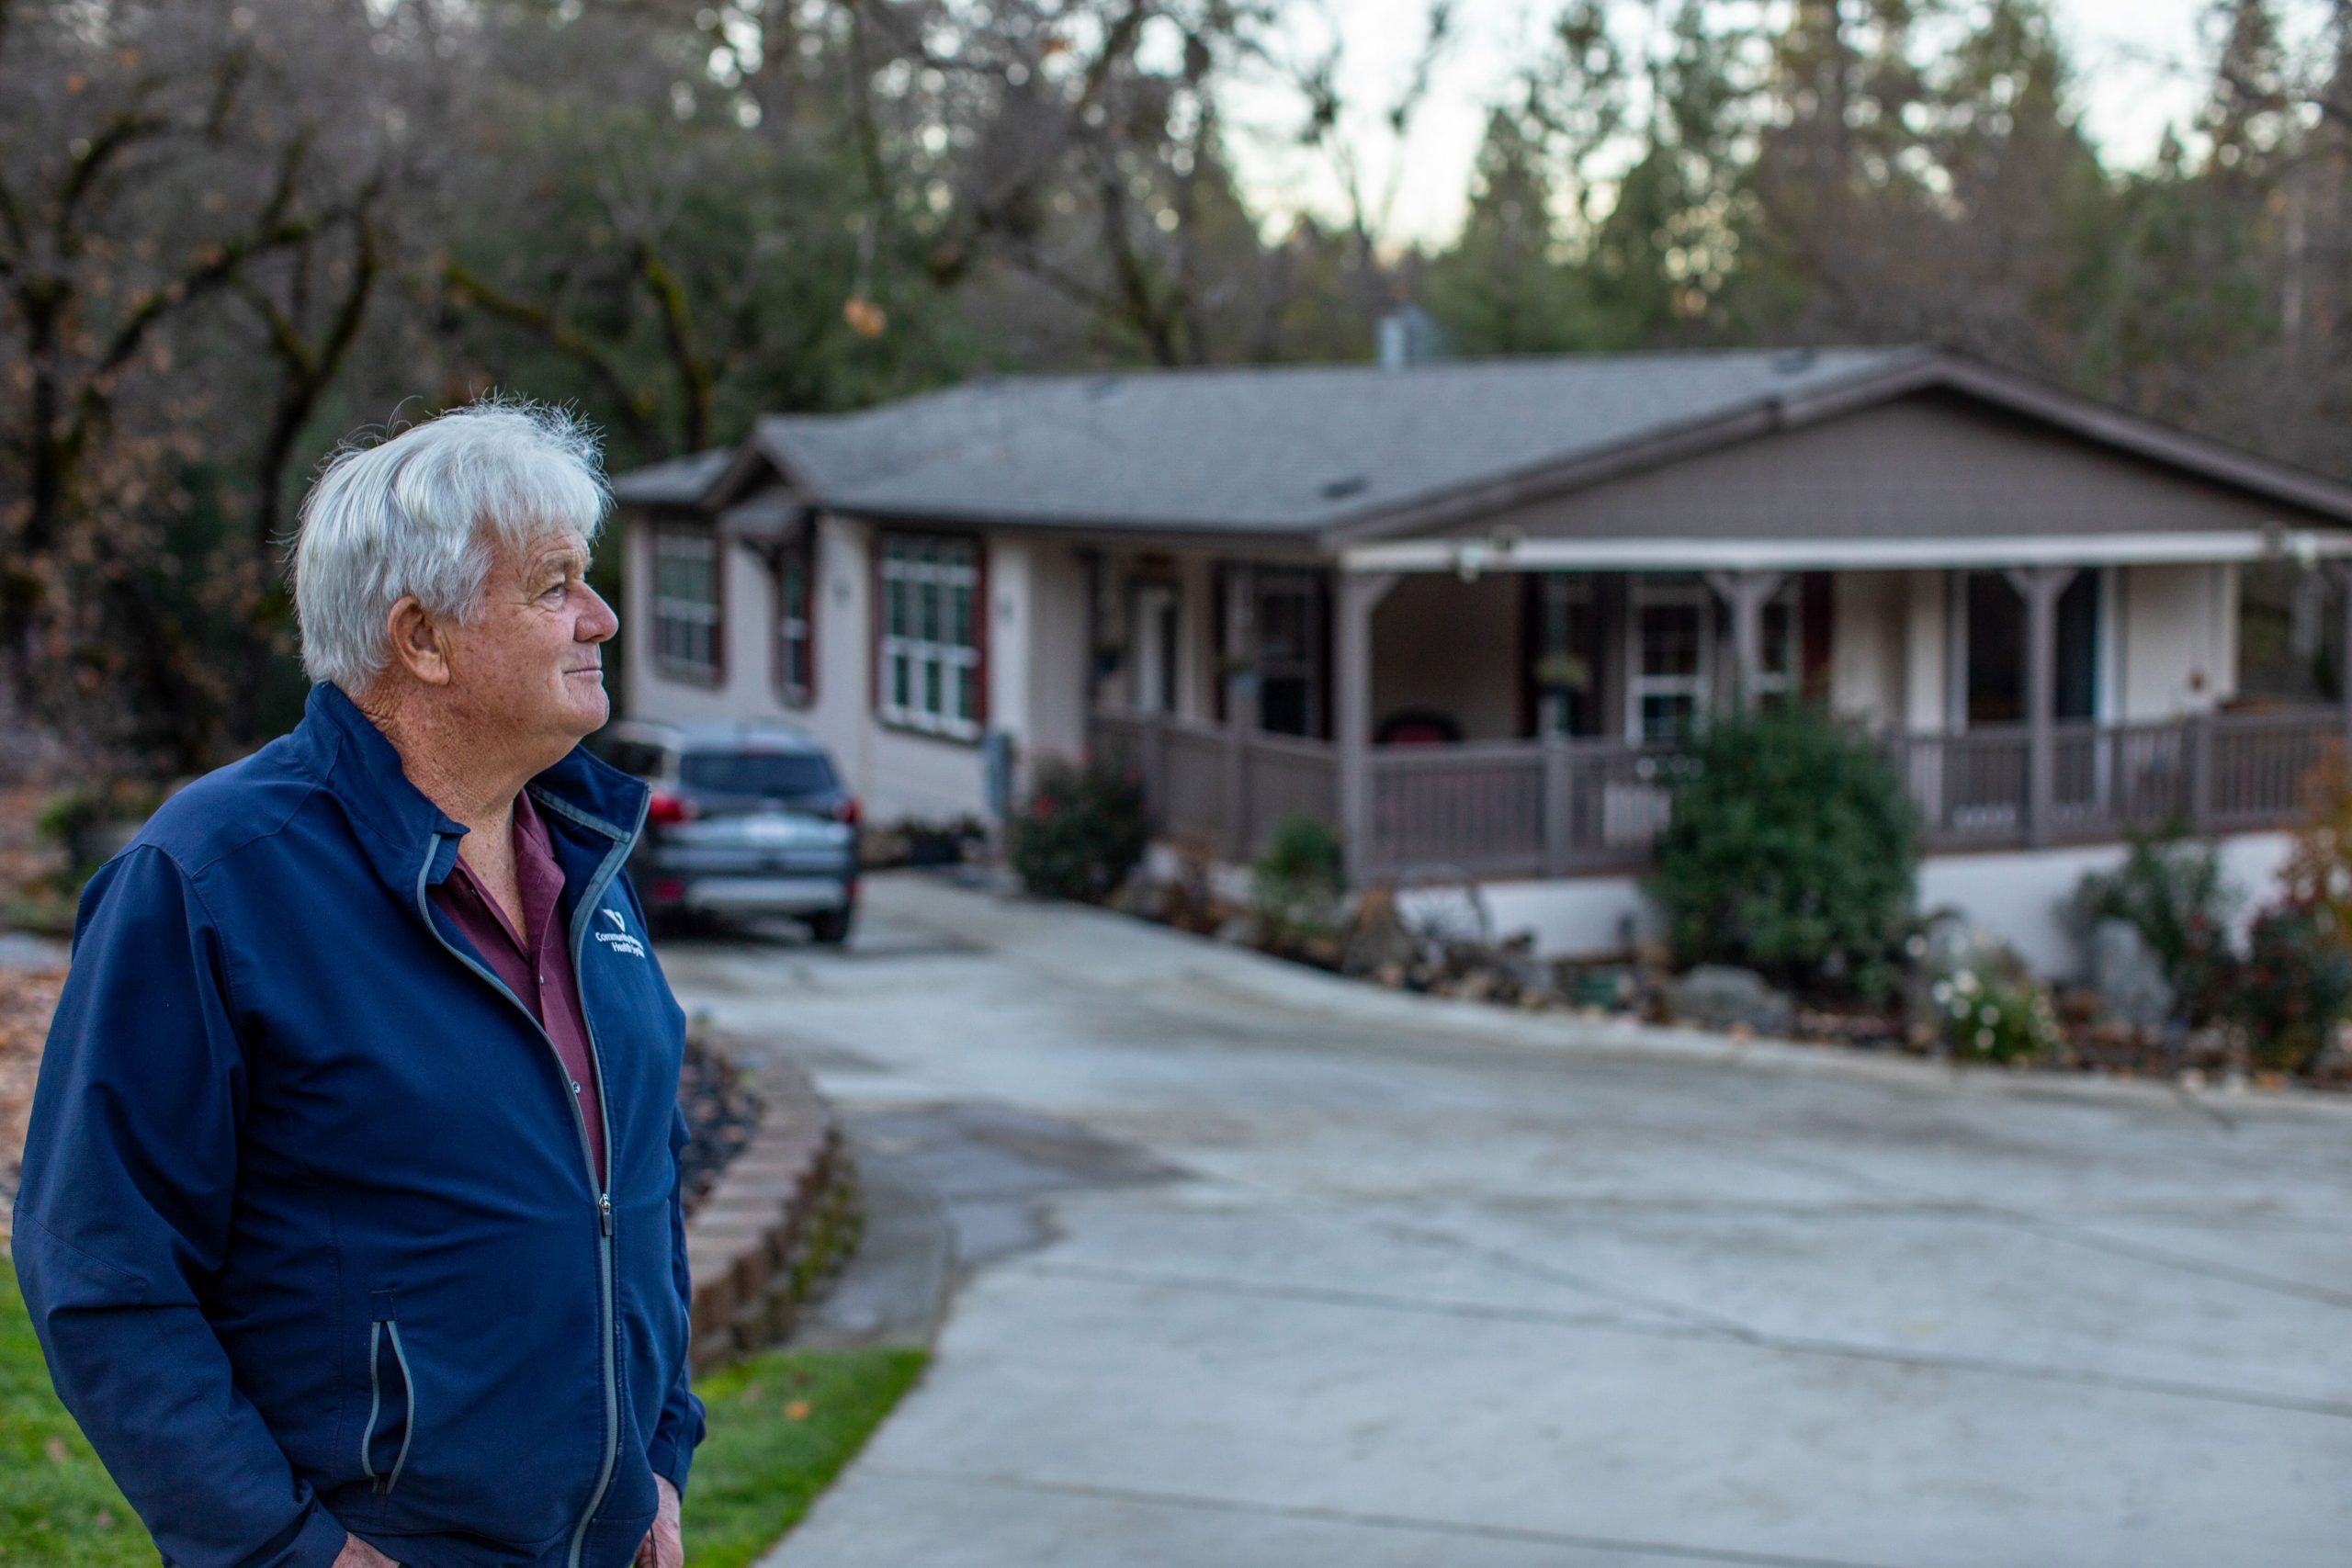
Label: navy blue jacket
xmin=11 ymin=681 xmax=707 ymax=1568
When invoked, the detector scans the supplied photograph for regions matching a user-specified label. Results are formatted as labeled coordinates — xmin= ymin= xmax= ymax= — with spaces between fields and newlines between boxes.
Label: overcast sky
xmin=1217 ymin=0 xmax=2334 ymax=248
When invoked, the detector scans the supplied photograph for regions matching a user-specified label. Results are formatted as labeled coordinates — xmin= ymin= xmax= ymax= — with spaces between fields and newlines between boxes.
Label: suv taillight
xmin=648 ymin=792 xmax=696 ymax=825
xmin=834 ymin=796 xmax=862 ymax=828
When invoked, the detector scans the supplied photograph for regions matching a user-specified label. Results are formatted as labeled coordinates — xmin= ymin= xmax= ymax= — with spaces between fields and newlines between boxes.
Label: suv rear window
xmin=681 ymin=750 xmax=838 ymax=800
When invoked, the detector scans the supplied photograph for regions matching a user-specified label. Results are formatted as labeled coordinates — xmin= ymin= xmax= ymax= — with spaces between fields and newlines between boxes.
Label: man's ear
xmin=384 ymin=595 xmax=455 ymax=687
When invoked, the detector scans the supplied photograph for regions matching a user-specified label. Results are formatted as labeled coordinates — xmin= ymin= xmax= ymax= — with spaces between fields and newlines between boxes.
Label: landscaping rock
xmin=1213 ymin=913 xmax=1264 ymax=949
xmin=1340 ymin=886 xmax=1420 ymax=978
xmin=1107 ymin=877 xmax=1171 ymax=923
xmin=1666 ymin=964 xmax=1795 ymax=1035
xmin=2088 ymin=918 xmax=2175 ymax=1031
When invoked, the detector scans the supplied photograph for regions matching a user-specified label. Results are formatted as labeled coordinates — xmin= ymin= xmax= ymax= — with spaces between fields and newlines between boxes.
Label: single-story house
xmin=609 ymin=344 xmax=2352 ymax=973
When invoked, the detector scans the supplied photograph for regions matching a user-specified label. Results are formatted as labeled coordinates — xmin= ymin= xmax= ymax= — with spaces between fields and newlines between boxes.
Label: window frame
xmin=650 ymin=524 xmax=724 ymax=686
xmin=1625 ymin=571 xmax=1713 ymax=742
xmin=771 ymin=533 xmax=818 ymax=709
xmin=874 ymin=530 xmax=987 ymax=741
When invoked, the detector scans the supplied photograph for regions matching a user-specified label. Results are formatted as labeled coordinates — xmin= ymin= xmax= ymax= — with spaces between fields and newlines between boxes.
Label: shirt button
xmin=571 ymin=1079 xmax=582 ymax=1094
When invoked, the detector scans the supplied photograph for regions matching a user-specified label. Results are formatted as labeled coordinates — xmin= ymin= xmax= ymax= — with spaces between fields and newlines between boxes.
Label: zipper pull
xmin=600 ymin=1191 xmax=613 ymax=1235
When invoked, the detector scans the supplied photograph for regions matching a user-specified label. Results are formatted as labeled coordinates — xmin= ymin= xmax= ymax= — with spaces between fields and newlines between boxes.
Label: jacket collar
xmin=290 ymin=681 xmax=650 ymax=894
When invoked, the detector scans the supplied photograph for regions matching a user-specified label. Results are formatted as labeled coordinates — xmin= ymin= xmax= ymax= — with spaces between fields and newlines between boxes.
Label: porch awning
xmin=1337 ymin=528 xmax=2352 ymax=575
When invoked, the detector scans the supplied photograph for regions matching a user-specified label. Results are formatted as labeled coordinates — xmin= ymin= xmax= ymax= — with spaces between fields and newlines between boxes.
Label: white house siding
xmin=1449 ymin=833 xmax=2296 ymax=981
xmin=1902 ymin=569 xmax=1951 ymax=732
xmin=1826 ymin=570 xmax=1908 ymax=725
xmin=1370 ymin=572 xmax=1522 ymax=740
xmin=2115 ymin=562 xmax=2238 ymax=719
xmin=1023 ymin=540 xmax=1092 ymax=769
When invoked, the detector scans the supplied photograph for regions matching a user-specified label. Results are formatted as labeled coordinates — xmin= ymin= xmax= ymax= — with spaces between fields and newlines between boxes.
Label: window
xmin=681 ymin=750 xmax=839 ymax=801
xmin=774 ymin=540 xmax=816 ymax=706
xmin=1254 ymin=570 xmax=1327 ymax=739
xmin=652 ymin=528 xmax=721 ymax=680
xmin=1958 ymin=570 xmax=2100 ymax=728
xmin=1533 ymin=575 xmax=1600 ymax=738
xmin=1628 ymin=573 xmax=1711 ymax=741
xmin=1129 ymin=581 xmax=1180 ymax=715
xmin=1754 ymin=578 xmax=1800 ymax=706
xmin=878 ymin=533 xmax=983 ymax=738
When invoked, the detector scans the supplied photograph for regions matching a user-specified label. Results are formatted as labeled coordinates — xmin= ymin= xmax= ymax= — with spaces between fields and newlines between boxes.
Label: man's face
xmin=444 ymin=525 xmax=617 ymax=752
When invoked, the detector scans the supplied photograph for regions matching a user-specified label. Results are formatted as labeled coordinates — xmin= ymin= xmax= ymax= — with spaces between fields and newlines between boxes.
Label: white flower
xmin=1980 ymin=1005 xmax=2000 ymax=1026
xmin=1976 ymin=1028 xmax=1996 ymax=1049
xmin=1931 ymin=981 xmax=1952 ymax=1005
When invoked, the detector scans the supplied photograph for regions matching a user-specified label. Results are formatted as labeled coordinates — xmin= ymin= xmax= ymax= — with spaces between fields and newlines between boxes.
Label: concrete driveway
xmin=661 ymin=873 xmax=2352 ymax=1568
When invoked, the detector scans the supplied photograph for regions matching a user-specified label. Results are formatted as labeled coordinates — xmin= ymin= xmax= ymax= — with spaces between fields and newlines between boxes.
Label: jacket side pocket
xmin=359 ymin=1288 xmax=416 ymax=1495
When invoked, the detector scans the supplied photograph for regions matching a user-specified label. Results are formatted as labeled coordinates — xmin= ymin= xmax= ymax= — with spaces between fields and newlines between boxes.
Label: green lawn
xmin=0 ymin=1255 xmax=925 ymax=1567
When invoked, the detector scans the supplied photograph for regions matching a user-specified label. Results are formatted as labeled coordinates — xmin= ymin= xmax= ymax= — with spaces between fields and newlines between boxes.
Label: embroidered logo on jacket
xmin=594 ymin=907 xmax=647 ymax=958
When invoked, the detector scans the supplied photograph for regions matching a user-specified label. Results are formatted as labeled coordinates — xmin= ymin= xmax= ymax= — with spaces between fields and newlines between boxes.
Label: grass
xmin=0 ymin=1256 xmax=927 ymax=1568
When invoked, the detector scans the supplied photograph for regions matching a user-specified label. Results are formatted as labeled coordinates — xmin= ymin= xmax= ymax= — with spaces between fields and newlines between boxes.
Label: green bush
xmin=1647 ymin=705 xmax=1919 ymax=994
xmin=2209 ymin=898 xmax=2352 ymax=1076
xmin=1250 ymin=815 xmax=1347 ymax=948
xmin=1931 ymin=967 xmax=2064 ymax=1064
xmin=1008 ymin=755 xmax=1151 ymax=903
xmin=2073 ymin=825 xmax=2237 ymax=1020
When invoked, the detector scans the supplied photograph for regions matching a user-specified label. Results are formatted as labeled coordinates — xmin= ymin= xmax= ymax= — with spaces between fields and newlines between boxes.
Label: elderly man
xmin=11 ymin=400 xmax=705 ymax=1568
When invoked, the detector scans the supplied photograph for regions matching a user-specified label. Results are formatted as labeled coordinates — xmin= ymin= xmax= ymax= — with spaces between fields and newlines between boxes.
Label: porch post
xmin=1222 ymin=560 xmax=1256 ymax=861
xmin=2331 ymin=561 xmax=2352 ymax=750
xmin=2005 ymin=565 xmax=2077 ymax=848
xmin=1337 ymin=569 xmax=1399 ymax=886
xmin=1702 ymin=570 xmax=1787 ymax=713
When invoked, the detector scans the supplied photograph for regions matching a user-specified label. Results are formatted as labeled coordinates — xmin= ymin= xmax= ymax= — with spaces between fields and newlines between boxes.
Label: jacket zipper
xmin=411 ymin=795 xmax=639 ymax=1568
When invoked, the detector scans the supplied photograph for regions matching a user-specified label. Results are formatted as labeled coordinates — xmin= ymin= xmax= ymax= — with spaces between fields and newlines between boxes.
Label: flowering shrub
xmin=1931 ymin=968 xmax=2064 ymax=1065
xmin=1008 ymin=755 xmax=1152 ymax=903
xmin=2207 ymin=898 xmax=2352 ymax=1076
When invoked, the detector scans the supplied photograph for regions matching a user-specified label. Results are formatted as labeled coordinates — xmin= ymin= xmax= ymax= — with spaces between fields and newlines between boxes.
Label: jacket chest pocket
xmin=360 ymin=1289 xmax=417 ymax=1495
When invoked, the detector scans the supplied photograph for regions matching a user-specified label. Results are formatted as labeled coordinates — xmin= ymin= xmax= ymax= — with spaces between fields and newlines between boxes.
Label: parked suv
xmin=588 ymin=719 xmax=860 ymax=943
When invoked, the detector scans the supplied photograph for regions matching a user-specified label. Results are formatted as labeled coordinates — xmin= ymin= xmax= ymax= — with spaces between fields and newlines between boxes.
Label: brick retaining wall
xmin=682 ymin=1041 xmax=861 ymax=1372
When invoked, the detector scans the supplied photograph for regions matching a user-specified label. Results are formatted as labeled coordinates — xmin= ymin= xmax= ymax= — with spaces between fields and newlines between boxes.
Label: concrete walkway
xmin=662 ymin=873 xmax=2352 ymax=1568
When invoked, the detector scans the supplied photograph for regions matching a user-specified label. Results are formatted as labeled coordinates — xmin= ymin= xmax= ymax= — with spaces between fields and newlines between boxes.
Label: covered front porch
xmin=1080 ymin=536 xmax=2352 ymax=882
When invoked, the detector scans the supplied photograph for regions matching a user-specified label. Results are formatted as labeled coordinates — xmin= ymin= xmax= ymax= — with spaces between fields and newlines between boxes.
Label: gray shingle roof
xmin=608 ymin=347 xmax=1917 ymax=532
xmin=609 ymin=447 xmax=732 ymax=507
xmin=761 ymin=347 xmax=1914 ymax=533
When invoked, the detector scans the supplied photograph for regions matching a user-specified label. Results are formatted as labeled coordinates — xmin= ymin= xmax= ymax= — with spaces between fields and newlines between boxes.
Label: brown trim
xmin=973 ymin=533 xmax=992 ymax=731
xmin=1800 ymin=571 xmax=1834 ymax=703
xmin=649 ymin=518 xmax=727 ymax=689
xmin=768 ymin=528 xmax=818 ymax=710
xmin=1518 ymin=571 xmax=1538 ymax=738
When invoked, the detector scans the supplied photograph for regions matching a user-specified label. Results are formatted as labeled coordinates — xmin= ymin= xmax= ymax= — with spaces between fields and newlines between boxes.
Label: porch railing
xmin=1087 ymin=705 xmax=2347 ymax=879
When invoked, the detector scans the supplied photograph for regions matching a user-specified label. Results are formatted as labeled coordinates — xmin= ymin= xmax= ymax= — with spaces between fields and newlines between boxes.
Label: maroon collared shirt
xmin=430 ymin=788 xmax=608 ymax=1189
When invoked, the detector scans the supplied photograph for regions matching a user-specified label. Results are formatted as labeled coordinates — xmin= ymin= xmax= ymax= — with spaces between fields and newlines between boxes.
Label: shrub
xmin=1647 ymin=705 xmax=1919 ymax=994
xmin=2280 ymin=741 xmax=2352 ymax=936
xmin=2209 ymin=898 xmax=2352 ymax=1076
xmin=1008 ymin=755 xmax=1151 ymax=903
xmin=2072 ymin=824 xmax=2236 ymax=1019
xmin=1931 ymin=967 xmax=2064 ymax=1065
xmin=1250 ymin=816 xmax=1347 ymax=949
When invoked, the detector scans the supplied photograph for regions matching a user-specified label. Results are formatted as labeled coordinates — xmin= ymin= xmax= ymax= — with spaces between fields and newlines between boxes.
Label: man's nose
xmin=579 ymin=584 xmax=618 ymax=642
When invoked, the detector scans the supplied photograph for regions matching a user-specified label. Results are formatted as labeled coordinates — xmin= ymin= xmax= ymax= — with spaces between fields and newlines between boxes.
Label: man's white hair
xmin=293 ymin=398 xmax=611 ymax=694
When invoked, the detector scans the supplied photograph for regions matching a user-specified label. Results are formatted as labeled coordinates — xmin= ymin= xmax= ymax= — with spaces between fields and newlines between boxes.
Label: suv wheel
xmin=807 ymin=905 xmax=855 ymax=946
